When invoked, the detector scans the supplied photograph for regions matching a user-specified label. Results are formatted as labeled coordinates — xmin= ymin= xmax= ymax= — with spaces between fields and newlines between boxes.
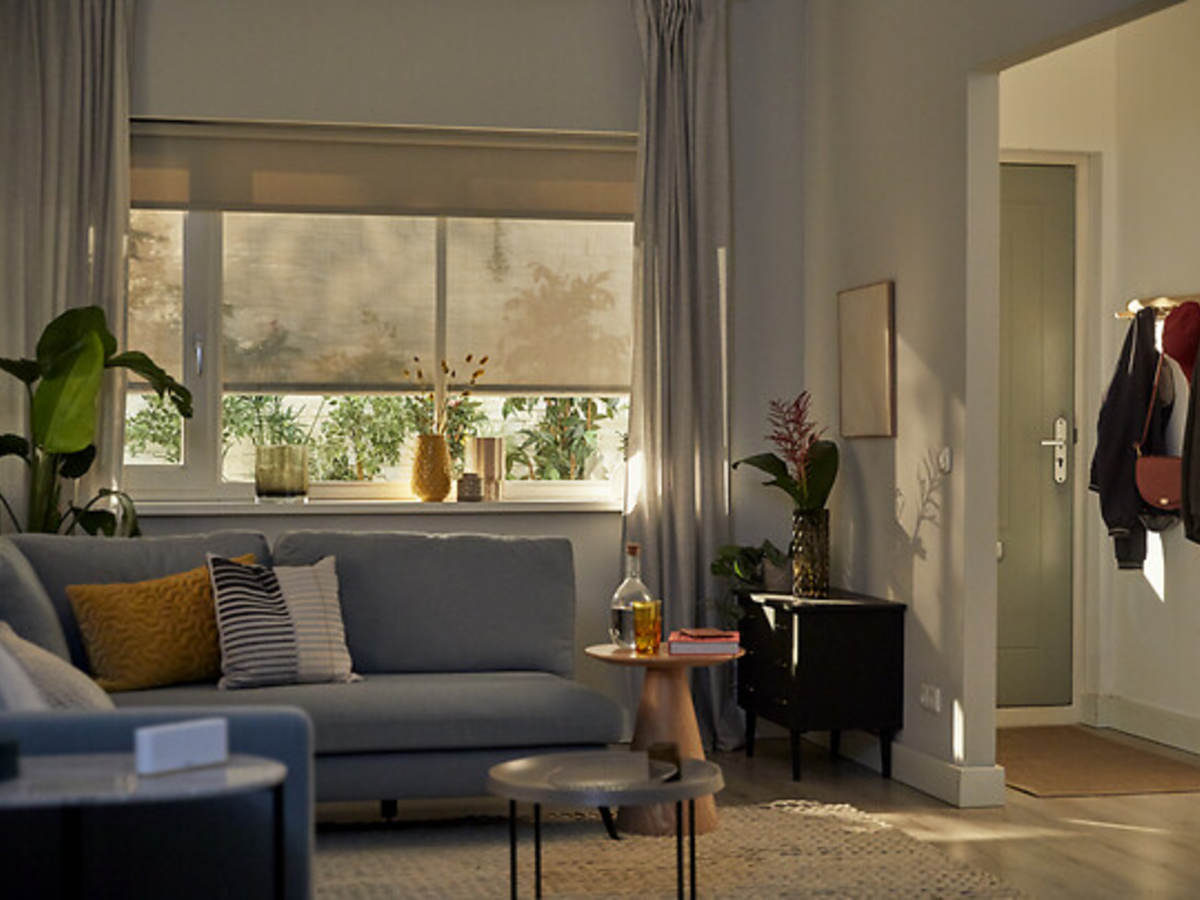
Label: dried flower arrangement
xmin=404 ymin=353 xmax=488 ymax=436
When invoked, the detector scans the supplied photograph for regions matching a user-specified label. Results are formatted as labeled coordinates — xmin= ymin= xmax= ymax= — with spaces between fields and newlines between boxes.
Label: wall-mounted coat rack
xmin=1115 ymin=294 xmax=1200 ymax=319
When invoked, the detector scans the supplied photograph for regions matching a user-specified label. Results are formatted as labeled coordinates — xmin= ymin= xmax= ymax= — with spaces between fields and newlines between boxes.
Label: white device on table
xmin=135 ymin=717 xmax=228 ymax=775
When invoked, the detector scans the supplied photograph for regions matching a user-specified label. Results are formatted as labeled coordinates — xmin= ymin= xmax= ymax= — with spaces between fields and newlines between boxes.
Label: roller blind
xmin=130 ymin=120 xmax=637 ymax=219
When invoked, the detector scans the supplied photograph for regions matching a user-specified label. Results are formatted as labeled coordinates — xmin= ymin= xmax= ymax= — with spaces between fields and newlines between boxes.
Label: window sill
xmin=136 ymin=499 xmax=623 ymax=517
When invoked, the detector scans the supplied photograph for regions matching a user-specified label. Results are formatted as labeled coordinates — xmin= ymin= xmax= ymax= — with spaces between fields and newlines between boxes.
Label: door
xmin=997 ymin=163 xmax=1075 ymax=707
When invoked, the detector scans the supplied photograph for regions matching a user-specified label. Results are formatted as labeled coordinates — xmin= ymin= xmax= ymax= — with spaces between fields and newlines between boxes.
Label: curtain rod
xmin=1114 ymin=294 xmax=1200 ymax=319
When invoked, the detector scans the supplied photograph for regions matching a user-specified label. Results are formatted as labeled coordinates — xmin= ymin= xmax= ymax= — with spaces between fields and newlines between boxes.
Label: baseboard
xmin=1092 ymin=694 xmax=1200 ymax=756
xmin=828 ymin=730 xmax=1006 ymax=808
xmin=995 ymin=705 xmax=1081 ymax=727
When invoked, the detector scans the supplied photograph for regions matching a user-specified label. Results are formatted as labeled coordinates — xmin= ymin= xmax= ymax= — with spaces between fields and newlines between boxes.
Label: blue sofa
xmin=0 ymin=529 xmax=625 ymax=804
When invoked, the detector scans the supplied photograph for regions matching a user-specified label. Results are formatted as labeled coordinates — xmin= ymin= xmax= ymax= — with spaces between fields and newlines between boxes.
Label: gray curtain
xmin=0 ymin=0 xmax=134 ymax=528
xmin=626 ymin=0 xmax=739 ymax=749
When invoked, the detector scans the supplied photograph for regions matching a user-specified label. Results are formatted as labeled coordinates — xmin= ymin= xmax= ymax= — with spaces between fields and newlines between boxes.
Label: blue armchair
xmin=0 ymin=706 xmax=313 ymax=899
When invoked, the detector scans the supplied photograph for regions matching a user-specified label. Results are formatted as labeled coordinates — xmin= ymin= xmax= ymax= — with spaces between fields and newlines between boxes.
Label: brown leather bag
xmin=1135 ymin=352 xmax=1182 ymax=512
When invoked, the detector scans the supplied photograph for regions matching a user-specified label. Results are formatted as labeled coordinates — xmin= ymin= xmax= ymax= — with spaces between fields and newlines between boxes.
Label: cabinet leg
xmin=745 ymin=710 xmax=757 ymax=757
xmin=880 ymin=729 xmax=896 ymax=778
xmin=830 ymin=729 xmax=841 ymax=761
xmin=380 ymin=799 xmax=397 ymax=820
xmin=790 ymin=730 xmax=802 ymax=781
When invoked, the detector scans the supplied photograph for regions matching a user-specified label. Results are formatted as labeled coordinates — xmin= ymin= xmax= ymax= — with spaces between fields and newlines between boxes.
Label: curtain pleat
xmin=626 ymin=0 xmax=739 ymax=750
xmin=0 ymin=0 xmax=133 ymax=529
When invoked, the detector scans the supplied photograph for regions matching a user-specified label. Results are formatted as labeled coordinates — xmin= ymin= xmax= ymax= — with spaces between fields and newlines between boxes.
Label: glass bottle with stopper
xmin=610 ymin=542 xmax=651 ymax=649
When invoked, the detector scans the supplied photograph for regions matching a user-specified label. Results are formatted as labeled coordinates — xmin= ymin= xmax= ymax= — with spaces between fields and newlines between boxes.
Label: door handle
xmin=1040 ymin=416 xmax=1069 ymax=484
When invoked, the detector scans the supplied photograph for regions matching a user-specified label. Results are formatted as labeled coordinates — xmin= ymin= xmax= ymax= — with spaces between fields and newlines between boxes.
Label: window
xmin=124 ymin=122 xmax=636 ymax=501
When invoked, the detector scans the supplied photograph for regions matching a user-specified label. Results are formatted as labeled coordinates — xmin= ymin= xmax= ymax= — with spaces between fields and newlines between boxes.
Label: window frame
xmin=123 ymin=121 xmax=637 ymax=503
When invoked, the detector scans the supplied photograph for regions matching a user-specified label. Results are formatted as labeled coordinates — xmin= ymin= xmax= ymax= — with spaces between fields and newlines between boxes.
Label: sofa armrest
xmin=0 ymin=705 xmax=313 ymax=900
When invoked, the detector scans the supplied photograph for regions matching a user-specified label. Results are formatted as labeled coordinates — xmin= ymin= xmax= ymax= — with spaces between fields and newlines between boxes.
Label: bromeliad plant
xmin=0 ymin=306 xmax=192 ymax=535
xmin=733 ymin=391 xmax=838 ymax=512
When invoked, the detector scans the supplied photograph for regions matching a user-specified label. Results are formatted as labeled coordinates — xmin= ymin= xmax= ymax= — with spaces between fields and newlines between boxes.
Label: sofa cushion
xmin=112 ymin=671 xmax=624 ymax=754
xmin=0 ymin=622 xmax=114 ymax=710
xmin=0 ymin=538 xmax=71 ymax=659
xmin=67 ymin=554 xmax=256 ymax=691
xmin=272 ymin=531 xmax=574 ymax=676
xmin=208 ymin=555 xmax=357 ymax=689
xmin=7 ymin=531 xmax=271 ymax=671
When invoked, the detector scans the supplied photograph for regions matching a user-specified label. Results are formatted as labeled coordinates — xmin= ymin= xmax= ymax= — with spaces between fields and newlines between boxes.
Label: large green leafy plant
xmin=733 ymin=391 xmax=838 ymax=511
xmin=0 ymin=306 xmax=191 ymax=534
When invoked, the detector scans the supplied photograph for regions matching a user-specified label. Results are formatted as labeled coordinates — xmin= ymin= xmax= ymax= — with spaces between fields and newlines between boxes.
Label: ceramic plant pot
xmin=254 ymin=444 xmax=309 ymax=502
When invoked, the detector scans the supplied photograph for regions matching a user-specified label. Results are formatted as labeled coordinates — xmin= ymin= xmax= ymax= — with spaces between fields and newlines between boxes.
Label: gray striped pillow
xmin=207 ymin=554 xmax=358 ymax=689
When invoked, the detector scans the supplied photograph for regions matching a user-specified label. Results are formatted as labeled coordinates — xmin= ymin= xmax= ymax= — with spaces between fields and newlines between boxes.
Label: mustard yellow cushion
xmin=67 ymin=555 xmax=255 ymax=692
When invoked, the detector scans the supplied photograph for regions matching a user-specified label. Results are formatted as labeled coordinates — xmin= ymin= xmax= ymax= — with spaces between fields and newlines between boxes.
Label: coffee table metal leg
xmin=689 ymin=799 xmax=696 ymax=899
xmin=272 ymin=783 xmax=286 ymax=900
xmin=598 ymin=805 xmax=621 ymax=840
xmin=509 ymin=799 xmax=517 ymax=900
xmin=534 ymin=802 xmax=542 ymax=898
xmin=675 ymin=800 xmax=684 ymax=899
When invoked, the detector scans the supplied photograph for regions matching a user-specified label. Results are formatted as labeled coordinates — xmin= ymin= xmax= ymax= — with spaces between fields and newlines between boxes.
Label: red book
xmin=667 ymin=629 xmax=740 ymax=655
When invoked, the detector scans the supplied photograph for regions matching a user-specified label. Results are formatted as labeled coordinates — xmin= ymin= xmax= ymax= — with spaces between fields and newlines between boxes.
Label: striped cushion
xmin=207 ymin=554 xmax=358 ymax=689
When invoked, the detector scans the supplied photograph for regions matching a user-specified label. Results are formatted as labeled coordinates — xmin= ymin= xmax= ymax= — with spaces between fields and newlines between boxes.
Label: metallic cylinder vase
xmin=473 ymin=436 xmax=504 ymax=501
xmin=791 ymin=507 xmax=830 ymax=598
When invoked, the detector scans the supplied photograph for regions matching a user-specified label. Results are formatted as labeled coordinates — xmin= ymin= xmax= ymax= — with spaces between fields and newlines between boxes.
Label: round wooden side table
xmin=584 ymin=643 xmax=743 ymax=836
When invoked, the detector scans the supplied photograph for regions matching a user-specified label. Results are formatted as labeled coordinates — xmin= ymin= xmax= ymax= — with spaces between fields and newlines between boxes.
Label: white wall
xmin=1111 ymin=1 xmax=1200 ymax=739
xmin=132 ymin=0 xmax=641 ymax=132
xmin=802 ymin=0 xmax=1175 ymax=806
xmin=728 ymin=0 xmax=808 ymax=552
xmin=999 ymin=1 xmax=1200 ymax=754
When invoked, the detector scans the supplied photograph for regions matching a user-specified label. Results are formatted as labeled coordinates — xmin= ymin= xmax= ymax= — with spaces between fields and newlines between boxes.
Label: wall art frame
xmin=837 ymin=279 xmax=896 ymax=438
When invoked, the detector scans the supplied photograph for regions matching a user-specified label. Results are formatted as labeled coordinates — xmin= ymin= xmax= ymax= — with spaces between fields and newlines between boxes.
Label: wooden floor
xmin=318 ymin=731 xmax=1200 ymax=898
xmin=710 ymin=734 xmax=1200 ymax=899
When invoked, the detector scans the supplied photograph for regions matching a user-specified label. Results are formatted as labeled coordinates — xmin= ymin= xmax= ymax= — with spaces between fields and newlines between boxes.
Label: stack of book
xmin=666 ymin=628 xmax=740 ymax=655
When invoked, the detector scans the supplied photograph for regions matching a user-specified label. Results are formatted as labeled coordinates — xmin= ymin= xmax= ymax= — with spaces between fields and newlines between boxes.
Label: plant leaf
xmin=35 ymin=306 xmax=114 ymax=372
xmin=58 ymin=445 xmax=97 ymax=479
xmin=31 ymin=330 xmax=105 ymax=454
xmin=72 ymin=507 xmax=117 ymax=536
xmin=732 ymin=451 xmax=803 ymax=506
xmin=106 ymin=351 xmax=193 ymax=419
xmin=0 ymin=433 xmax=30 ymax=462
xmin=100 ymin=488 xmax=141 ymax=537
xmin=0 ymin=357 xmax=40 ymax=384
xmin=799 ymin=440 xmax=839 ymax=511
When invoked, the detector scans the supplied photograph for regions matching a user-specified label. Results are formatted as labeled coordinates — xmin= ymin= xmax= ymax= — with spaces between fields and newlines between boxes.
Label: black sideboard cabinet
xmin=737 ymin=591 xmax=905 ymax=780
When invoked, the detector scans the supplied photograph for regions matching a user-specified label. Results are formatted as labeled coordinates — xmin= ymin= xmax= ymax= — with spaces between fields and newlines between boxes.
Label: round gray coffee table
xmin=487 ymin=750 xmax=723 ymax=899
xmin=0 ymin=752 xmax=287 ymax=898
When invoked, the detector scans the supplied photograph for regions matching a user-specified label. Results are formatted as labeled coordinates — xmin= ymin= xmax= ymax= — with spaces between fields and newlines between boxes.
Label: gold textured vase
xmin=412 ymin=434 xmax=452 ymax=501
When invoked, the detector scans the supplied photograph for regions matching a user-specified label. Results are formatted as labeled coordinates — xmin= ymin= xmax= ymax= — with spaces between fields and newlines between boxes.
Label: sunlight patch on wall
xmin=1143 ymin=530 xmax=1166 ymax=602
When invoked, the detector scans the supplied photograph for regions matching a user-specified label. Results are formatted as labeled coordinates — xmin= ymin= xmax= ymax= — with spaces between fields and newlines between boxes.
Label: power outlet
xmin=919 ymin=683 xmax=942 ymax=714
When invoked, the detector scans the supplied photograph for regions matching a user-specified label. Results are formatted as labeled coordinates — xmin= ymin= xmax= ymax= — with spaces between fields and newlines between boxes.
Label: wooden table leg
xmin=617 ymin=665 xmax=718 ymax=835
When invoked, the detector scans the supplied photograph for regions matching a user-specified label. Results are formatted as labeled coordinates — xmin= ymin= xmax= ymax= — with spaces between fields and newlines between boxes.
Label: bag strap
xmin=1137 ymin=350 xmax=1166 ymax=455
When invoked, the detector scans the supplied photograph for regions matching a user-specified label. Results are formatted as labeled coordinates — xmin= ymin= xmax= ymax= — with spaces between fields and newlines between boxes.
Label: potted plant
xmin=404 ymin=354 xmax=486 ymax=501
xmin=222 ymin=394 xmax=318 ymax=502
xmin=0 ymin=306 xmax=191 ymax=534
xmin=733 ymin=391 xmax=838 ymax=597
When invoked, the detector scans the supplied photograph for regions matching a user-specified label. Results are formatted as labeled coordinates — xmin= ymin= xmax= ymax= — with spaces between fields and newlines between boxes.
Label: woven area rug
xmin=997 ymin=725 xmax=1200 ymax=797
xmin=315 ymin=800 xmax=1021 ymax=898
